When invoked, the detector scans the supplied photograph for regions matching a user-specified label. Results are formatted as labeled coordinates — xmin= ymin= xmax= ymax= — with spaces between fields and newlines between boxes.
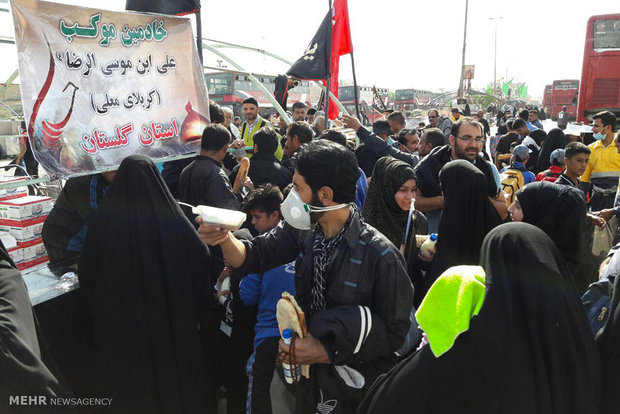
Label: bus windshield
xmin=206 ymin=73 xmax=233 ymax=95
xmin=339 ymin=86 xmax=356 ymax=102
xmin=395 ymin=89 xmax=414 ymax=101
xmin=594 ymin=19 xmax=620 ymax=49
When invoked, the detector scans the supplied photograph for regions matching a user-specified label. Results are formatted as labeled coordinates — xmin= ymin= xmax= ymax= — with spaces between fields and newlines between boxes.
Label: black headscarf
xmin=529 ymin=128 xmax=547 ymax=147
xmin=524 ymin=129 xmax=547 ymax=170
xmin=427 ymin=160 xmax=501 ymax=288
xmin=362 ymin=156 xmax=417 ymax=247
xmin=516 ymin=181 xmax=587 ymax=291
xmin=359 ymin=223 xmax=601 ymax=414
xmin=535 ymin=128 xmax=566 ymax=174
xmin=597 ymin=252 xmax=620 ymax=413
xmin=79 ymin=155 xmax=218 ymax=412
xmin=0 ymin=241 xmax=71 ymax=409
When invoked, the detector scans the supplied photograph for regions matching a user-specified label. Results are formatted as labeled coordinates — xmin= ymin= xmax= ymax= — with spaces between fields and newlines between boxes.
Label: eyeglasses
xmin=456 ymin=135 xmax=484 ymax=143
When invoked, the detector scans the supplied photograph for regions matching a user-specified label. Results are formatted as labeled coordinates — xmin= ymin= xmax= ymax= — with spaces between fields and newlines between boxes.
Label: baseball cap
xmin=513 ymin=144 xmax=532 ymax=161
xmin=550 ymin=148 xmax=565 ymax=165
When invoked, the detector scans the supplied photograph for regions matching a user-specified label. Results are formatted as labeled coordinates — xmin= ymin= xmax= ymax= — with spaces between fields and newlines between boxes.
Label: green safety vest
xmin=241 ymin=117 xmax=283 ymax=160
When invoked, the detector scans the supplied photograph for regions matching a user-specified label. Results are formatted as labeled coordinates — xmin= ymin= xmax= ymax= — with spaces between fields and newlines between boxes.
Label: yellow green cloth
xmin=415 ymin=265 xmax=486 ymax=357
xmin=241 ymin=117 xmax=284 ymax=160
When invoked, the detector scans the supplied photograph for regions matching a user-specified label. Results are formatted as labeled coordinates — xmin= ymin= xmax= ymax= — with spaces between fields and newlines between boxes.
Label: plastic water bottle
xmin=58 ymin=271 xmax=77 ymax=292
xmin=218 ymin=277 xmax=231 ymax=305
xmin=419 ymin=233 xmax=438 ymax=259
xmin=281 ymin=329 xmax=301 ymax=384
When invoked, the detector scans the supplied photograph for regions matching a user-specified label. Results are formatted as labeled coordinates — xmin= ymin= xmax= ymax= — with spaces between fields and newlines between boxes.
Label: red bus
xmin=205 ymin=72 xmax=313 ymax=118
xmin=550 ymin=80 xmax=579 ymax=120
xmin=338 ymin=85 xmax=389 ymax=125
xmin=393 ymin=89 xmax=435 ymax=113
xmin=577 ymin=14 xmax=620 ymax=125
xmin=543 ymin=84 xmax=552 ymax=115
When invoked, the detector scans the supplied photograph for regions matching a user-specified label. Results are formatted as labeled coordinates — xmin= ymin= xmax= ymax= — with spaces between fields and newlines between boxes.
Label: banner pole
xmin=350 ymin=53 xmax=360 ymax=121
xmin=195 ymin=10 xmax=203 ymax=64
xmin=324 ymin=0 xmax=332 ymax=127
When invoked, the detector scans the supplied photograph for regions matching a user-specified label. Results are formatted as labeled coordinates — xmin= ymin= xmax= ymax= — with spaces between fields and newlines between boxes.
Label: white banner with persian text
xmin=11 ymin=0 xmax=210 ymax=178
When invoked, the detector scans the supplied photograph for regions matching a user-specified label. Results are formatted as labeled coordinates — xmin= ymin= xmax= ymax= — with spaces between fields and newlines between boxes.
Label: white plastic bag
xmin=592 ymin=220 xmax=614 ymax=256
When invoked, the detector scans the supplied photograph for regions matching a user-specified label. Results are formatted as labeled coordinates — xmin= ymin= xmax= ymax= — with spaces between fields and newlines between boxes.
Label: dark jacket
xmin=356 ymin=126 xmax=419 ymax=168
xmin=414 ymin=145 xmax=498 ymax=199
xmin=42 ymin=174 xmax=108 ymax=265
xmin=161 ymin=157 xmax=193 ymax=199
xmin=281 ymin=151 xmax=298 ymax=172
xmin=424 ymin=117 xmax=452 ymax=142
xmin=236 ymin=213 xmax=414 ymax=408
xmin=179 ymin=155 xmax=240 ymax=215
xmin=229 ymin=152 xmax=292 ymax=192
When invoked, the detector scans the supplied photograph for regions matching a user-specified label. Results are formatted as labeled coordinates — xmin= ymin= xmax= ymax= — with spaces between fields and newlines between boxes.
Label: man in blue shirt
xmin=528 ymin=109 xmax=544 ymax=130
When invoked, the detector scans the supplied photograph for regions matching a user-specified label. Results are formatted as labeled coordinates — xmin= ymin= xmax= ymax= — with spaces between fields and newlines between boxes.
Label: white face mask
xmin=280 ymin=188 xmax=349 ymax=230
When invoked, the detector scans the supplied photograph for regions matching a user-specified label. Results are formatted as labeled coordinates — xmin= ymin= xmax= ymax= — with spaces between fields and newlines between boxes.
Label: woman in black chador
xmin=0 ymin=240 xmax=71 ymax=410
xmin=419 ymin=160 xmax=501 ymax=304
xmin=359 ymin=223 xmax=601 ymax=414
xmin=79 ymin=155 xmax=218 ymax=412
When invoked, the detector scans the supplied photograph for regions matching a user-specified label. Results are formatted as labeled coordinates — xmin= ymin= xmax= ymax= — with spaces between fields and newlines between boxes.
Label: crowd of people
xmin=3 ymin=96 xmax=620 ymax=414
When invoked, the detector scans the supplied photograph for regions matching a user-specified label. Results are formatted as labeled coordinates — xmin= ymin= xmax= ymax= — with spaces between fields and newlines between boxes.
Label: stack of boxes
xmin=0 ymin=178 xmax=52 ymax=270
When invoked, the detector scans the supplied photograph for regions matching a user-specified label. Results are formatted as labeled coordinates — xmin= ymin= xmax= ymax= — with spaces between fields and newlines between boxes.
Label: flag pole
xmin=350 ymin=53 xmax=360 ymax=121
xmin=195 ymin=9 xmax=203 ymax=64
xmin=324 ymin=0 xmax=332 ymax=128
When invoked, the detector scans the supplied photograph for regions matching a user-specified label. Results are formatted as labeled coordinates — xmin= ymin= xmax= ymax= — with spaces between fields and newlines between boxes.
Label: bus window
xmin=338 ymin=86 xmax=356 ymax=102
xmin=206 ymin=73 xmax=233 ymax=95
xmin=593 ymin=19 xmax=620 ymax=50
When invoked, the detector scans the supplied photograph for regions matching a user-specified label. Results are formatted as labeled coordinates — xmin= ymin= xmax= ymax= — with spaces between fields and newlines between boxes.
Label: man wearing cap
xmin=536 ymin=149 xmax=566 ymax=182
xmin=557 ymin=105 xmax=569 ymax=130
xmin=501 ymin=144 xmax=536 ymax=184
xmin=237 ymin=97 xmax=284 ymax=160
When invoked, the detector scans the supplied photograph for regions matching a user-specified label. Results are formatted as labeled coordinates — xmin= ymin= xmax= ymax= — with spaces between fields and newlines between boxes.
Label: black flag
xmin=274 ymin=75 xmax=290 ymax=110
xmin=125 ymin=0 xmax=200 ymax=15
xmin=286 ymin=13 xmax=329 ymax=80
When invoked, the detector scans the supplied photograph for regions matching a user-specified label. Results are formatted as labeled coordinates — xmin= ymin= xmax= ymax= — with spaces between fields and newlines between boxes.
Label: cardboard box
xmin=0 ymin=215 xmax=46 ymax=243
xmin=16 ymin=255 xmax=49 ymax=271
xmin=0 ymin=177 xmax=28 ymax=201
xmin=7 ymin=245 xmax=23 ymax=264
xmin=0 ymin=196 xmax=52 ymax=221
xmin=21 ymin=239 xmax=46 ymax=262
